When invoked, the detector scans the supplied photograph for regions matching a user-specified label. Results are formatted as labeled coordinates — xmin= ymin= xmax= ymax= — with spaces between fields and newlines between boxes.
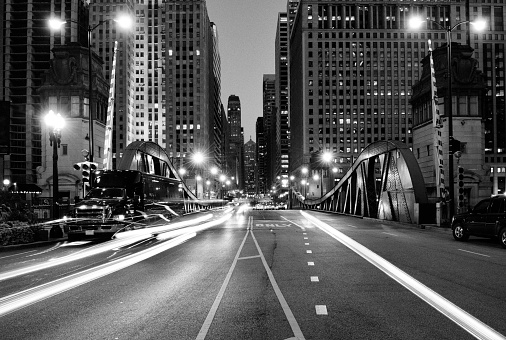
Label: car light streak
xmin=0 ymin=214 xmax=214 ymax=283
xmin=0 ymin=232 xmax=196 ymax=318
xmin=301 ymin=211 xmax=506 ymax=340
xmin=155 ymin=212 xmax=233 ymax=241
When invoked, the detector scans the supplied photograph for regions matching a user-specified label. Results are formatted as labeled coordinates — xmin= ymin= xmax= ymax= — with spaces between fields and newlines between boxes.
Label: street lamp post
xmin=192 ymin=151 xmax=205 ymax=198
xmin=45 ymin=110 xmax=65 ymax=219
xmin=409 ymin=17 xmax=486 ymax=218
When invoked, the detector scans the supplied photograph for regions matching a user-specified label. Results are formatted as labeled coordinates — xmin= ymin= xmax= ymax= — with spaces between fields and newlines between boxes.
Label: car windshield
xmin=86 ymin=188 xmax=125 ymax=199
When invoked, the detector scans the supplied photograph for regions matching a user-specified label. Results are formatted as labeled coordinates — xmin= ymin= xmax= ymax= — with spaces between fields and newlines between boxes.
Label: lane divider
xmin=301 ymin=211 xmax=506 ymax=340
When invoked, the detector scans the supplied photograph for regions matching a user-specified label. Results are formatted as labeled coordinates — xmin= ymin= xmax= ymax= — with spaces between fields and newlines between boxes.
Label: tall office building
xmin=288 ymin=1 xmax=506 ymax=196
xmin=255 ymin=116 xmax=267 ymax=195
xmin=275 ymin=12 xmax=290 ymax=190
xmin=164 ymin=0 xmax=221 ymax=176
xmin=262 ymin=74 xmax=276 ymax=189
xmin=244 ymin=138 xmax=256 ymax=196
xmin=227 ymin=94 xmax=243 ymax=189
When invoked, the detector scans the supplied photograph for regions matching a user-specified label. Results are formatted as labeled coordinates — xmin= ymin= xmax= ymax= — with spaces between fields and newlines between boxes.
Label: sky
xmin=206 ymin=0 xmax=288 ymax=143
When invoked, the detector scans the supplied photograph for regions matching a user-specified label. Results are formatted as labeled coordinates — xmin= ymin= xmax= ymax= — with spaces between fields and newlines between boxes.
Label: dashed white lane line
xmin=310 ymin=276 xmax=319 ymax=282
xmin=304 ymin=237 xmax=308 ymax=240
xmin=308 ymin=262 xmax=315 ymax=266
xmin=304 ymin=243 xmax=310 ymax=246
xmin=315 ymin=305 xmax=328 ymax=315
xmin=382 ymin=232 xmax=398 ymax=237
xmin=306 ymin=250 xmax=312 ymax=254
xmin=458 ymin=249 xmax=490 ymax=258
xmin=301 ymin=211 xmax=506 ymax=340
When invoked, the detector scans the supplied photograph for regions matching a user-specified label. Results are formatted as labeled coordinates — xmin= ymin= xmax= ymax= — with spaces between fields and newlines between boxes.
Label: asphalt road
xmin=0 ymin=206 xmax=505 ymax=340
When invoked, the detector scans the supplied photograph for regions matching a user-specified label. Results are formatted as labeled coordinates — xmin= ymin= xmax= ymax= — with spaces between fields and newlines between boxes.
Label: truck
xmin=66 ymin=169 xmax=183 ymax=241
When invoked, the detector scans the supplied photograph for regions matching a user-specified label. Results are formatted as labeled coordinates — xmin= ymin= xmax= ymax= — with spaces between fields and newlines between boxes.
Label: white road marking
xmin=458 ymin=249 xmax=490 ymax=258
xmin=196 ymin=220 xmax=251 ymax=340
xmin=237 ymin=255 xmax=261 ymax=261
xmin=310 ymin=276 xmax=319 ymax=282
xmin=308 ymin=262 xmax=315 ymax=266
xmin=306 ymin=250 xmax=312 ymax=254
xmin=281 ymin=216 xmax=306 ymax=231
xmin=348 ymin=225 xmax=358 ymax=228
xmin=315 ymin=305 xmax=328 ymax=315
xmin=301 ymin=211 xmax=505 ymax=340
xmin=304 ymin=237 xmax=308 ymax=240
xmin=197 ymin=217 xmax=306 ymax=340
xmin=305 ymin=243 xmax=309 ymax=245
xmin=250 ymin=221 xmax=306 ymax=339
xmin=382 ymin=232 xmax=398 ymax=237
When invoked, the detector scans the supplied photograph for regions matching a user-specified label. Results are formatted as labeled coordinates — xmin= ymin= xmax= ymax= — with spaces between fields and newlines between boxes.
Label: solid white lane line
xmin=281 ymin=216 xmax=306 ymax=231
xmin=237 ymin=255 xmax=261 ymax=261
xmin=196 ymin=219 xmax=251 ymax=340
xmin=458 ymin=249 xmax=490 ymax=258
xmin=250 ymin=230 xmax=306 ymax=340
xmin=315 ymin=305 xmax=328 ymax=315
xmin=308 ymin=262 xmax=315 ymax=266
xmin=310 ymin=276 xmax=319 ymax=282
xmin=301 ymin=211 xmax=505 ymax=340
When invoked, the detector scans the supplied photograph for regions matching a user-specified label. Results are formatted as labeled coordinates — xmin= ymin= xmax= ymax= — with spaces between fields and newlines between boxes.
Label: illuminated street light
xmin=409 ymin=16 xmax=486 ymax=218
xmin=45 ymin=110 xmax=65 ymax=219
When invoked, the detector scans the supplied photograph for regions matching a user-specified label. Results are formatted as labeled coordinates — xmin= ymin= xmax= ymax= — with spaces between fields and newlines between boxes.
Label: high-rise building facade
xmin=244 ymin=138 xmax=256 ymax=196
xmin=275 ymin=12 xmax=290 ymax=191
xmin=164 ymin=0 xmax=221 ymax=176
xmin=255 ymin=116 xmax=267 ymax=195
xmin=227 ymin=94 xmax=243 ymax=189
xmin=262 ymin=74 xmax=276 ymax=189
xmin=288 ymin=1 xmax=506 ymax=196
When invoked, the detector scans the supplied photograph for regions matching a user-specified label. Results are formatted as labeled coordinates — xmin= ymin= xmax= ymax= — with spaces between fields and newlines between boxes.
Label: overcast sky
xmin=206 ymin=0 xmax=288 ymax=143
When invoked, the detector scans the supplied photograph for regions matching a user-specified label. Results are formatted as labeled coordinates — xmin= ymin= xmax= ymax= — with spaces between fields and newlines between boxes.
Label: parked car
xmin=451 ymin=195 xmax=506 ymax=248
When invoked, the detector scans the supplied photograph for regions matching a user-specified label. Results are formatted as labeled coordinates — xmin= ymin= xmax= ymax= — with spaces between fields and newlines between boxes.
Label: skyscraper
xmin=244 ymin=138 xmax=256 ymax=196
xmin=262 ymin=74 xmax=276 ymax=189
xmin=275 ymin=11 xmax=290 ymax=191
xmin=164 ymin=0 xmax=222 ymax=176
xmin=288 ymin=1 xmax=506 ymax=196
xmin=227 ymin=94 xmax=243 ymax=189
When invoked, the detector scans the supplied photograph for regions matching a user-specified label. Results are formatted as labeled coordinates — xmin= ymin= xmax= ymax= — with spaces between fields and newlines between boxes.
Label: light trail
xmin=0 ymin=214 xmax=215 ymax=282
xmin=0 ymin=233 xmax=196 ymax=318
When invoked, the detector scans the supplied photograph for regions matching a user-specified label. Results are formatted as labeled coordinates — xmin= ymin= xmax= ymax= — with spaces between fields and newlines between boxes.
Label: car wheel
xmin=452 ymin=223 xmax=469 ymax=241
xmin=500 ymin=228 xmax=506 ymax=249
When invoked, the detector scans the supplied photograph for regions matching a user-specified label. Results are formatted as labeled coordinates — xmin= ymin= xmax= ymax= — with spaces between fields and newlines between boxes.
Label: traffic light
xmin=458 ymin=166 xmax=465 ymax=209
xmin=79 ymin=162 xmax=98 ymax=184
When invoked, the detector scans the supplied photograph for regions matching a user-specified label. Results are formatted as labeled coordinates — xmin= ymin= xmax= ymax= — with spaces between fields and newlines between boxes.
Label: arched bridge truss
xmin=291 ymin=141 xmax=428 ymax=224
xmin=119 ymin=141 xmax=226 ymax=212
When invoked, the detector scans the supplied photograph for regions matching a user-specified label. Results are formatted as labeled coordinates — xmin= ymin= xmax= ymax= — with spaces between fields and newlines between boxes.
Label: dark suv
xmin=452 ymin=195 xmax=506 ymax=248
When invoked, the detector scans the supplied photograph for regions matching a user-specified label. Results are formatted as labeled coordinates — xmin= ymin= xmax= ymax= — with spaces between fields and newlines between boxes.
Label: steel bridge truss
xmin=291 ymin=141 xmax=428 ymax=224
